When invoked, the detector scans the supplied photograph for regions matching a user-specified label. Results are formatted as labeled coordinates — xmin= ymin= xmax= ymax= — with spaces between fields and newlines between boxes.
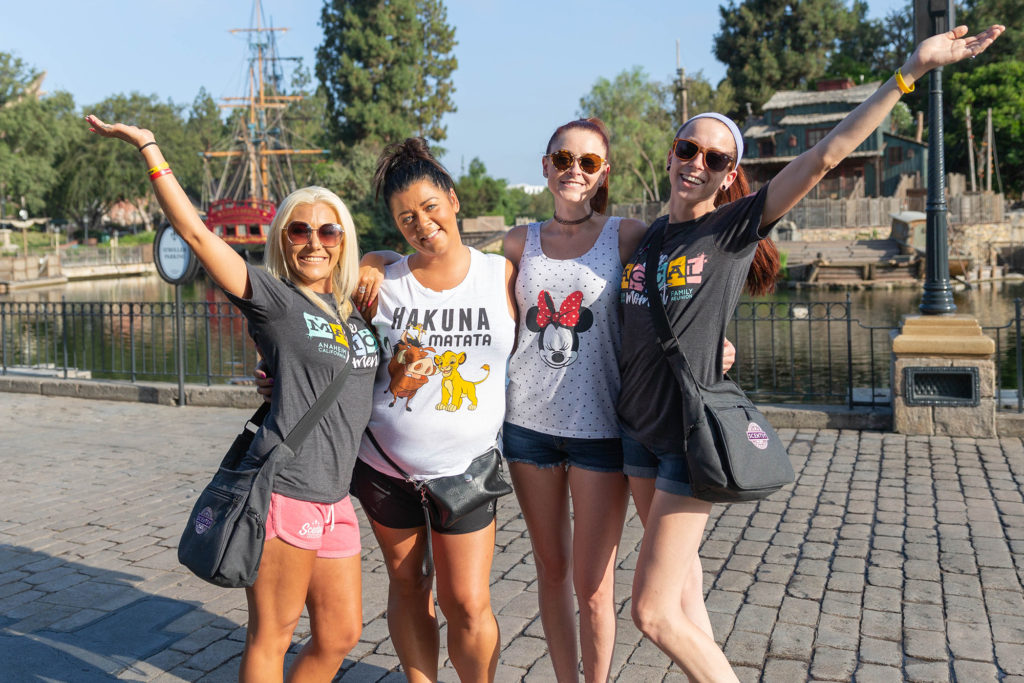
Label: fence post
xmin=61 ymin=296 xmax=69 ymax=380
xmin=174 ymin=286 xmax=186 ymax=406
xmin=1016 ymin=298 xmax=1022 ymax=413
xmin=846 ymin=292 xmax=854 ymax=408
xmin=1 ymin=304 xmax=6 ymax=374
xmin=130 ymin=304 xmax=137 ymax=383
xmin=205 ymin=303 xmax=213 ymax=386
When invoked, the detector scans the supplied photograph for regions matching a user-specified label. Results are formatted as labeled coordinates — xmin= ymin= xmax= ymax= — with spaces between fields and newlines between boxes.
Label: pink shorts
xmin=265 ymin=493 xmax=361 ymax=559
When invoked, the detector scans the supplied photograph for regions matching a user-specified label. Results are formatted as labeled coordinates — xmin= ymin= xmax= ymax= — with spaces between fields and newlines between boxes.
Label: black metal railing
xmin=2 ymin=296 xmax=1021 ymax=412
xmin=1 ymin=299 xmax=254 ymax=385
xmin=728 ymin=294 xmax=1022 ymax=413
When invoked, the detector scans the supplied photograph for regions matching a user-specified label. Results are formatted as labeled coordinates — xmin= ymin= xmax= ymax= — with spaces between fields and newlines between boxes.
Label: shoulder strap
xmin=364 ymin=428 xmax=414 ymax=482
xmin=281 ymin=343 xmax=354 ymax=452
xmin=643 ymin=225 xmax=706 ymax=435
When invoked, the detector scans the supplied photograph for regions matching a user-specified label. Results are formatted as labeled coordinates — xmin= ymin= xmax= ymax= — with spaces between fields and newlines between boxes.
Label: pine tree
xmin=714 ymin=0 xmax=858 ymax=116
xmin=316 ymin=0 xmax=458 ymax=150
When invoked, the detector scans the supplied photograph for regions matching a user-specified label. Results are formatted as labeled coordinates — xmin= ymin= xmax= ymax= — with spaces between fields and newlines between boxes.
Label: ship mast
xmin=203 ymin=0 xmax=326 ymax=203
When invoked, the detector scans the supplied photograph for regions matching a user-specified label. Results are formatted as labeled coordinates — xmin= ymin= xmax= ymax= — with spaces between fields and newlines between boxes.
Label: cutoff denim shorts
xmin=502 ymin=421 xmax=624 ymax=473
xmin=620 ymin=431 xmax=695 ymax=498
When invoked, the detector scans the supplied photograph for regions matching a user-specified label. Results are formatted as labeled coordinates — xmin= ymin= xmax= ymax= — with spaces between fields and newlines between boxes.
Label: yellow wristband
xmin=895 ymin=69 xmax=915 ymax=95
xmin=147 ymin=161 xmax=169 ymax=175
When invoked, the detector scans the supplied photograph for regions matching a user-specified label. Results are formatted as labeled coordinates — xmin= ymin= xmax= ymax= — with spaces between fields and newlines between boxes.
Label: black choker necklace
xmin=552 ymin=210 xmax=593 ymax=225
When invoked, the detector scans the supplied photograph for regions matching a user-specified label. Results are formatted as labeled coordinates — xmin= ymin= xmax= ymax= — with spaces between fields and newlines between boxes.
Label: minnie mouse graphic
xmin=525 ymin=290 xmax=594 ymax=369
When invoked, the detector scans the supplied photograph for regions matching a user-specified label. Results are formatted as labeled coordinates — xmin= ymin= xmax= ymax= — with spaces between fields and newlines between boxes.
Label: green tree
xmin=714 ymin=0 xmax=859 ymax=114
xmin=52 ymin=93 xmax=189 ymax=238
xmin=455 ymin=158 xmax=507 ymax=220
xmin=947 ymin=60 xmax=1024 ymax=195
xmin=824 ymin=1 xmax=915 ymax=83
xmin=961 ymin=0 xmax=1024 ymax=65
xmin=0 ymin=53 xmax=79 ymax=218
xmin=316 ymin=0 xmax=458 ymax=149
xmin=579 ymin=67 xmax=674 ymax=206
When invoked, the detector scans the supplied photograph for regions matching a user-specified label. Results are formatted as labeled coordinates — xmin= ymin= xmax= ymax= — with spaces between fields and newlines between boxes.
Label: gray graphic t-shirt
xmin=226 ymin=265 xmax=379 ymax=503
xmin=618 ymin=185 xmax=773 ymax=453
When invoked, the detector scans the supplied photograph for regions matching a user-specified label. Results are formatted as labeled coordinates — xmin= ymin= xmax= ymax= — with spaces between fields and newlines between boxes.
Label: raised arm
xmin=85 ymin=115 xmax=250 ymax=298
xmin=353 ymin=249 xmax=402 ymax=317
xmin=762 ymin=24 xmax=1004 ymax=228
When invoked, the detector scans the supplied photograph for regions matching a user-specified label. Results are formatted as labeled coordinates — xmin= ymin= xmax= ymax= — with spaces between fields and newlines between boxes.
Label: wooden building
xmin=742 ymin=79 xmax=928 ymax=198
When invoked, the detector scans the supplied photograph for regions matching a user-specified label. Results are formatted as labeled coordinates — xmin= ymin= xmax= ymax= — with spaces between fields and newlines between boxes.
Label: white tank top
xmin=360 ymin=248 xmax=516 ymax=479
xmin=505 ymin=217 xmax=622 ymax=438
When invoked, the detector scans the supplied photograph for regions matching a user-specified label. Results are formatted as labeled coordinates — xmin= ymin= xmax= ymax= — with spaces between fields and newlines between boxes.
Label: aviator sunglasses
xmin=285 ymin=221 xmax=344 ymax=248
xmin=672 ymin=138 xmax=735 ymax=173
xmin=547 ymin=149 xmax=606 ymax=175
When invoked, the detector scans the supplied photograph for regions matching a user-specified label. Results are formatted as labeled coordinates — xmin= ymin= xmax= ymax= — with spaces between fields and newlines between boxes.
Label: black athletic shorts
xmin=350 ymin=458 xmax=496 ymax=534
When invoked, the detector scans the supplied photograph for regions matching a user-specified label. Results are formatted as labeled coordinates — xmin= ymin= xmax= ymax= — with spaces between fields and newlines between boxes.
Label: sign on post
xmin=154 ymin=223 xmax=199 ymax=285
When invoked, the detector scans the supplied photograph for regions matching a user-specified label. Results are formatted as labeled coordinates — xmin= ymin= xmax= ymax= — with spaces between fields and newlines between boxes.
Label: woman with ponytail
xmin=350 ymin=138 xmax=516 ymax=683
xmin=619 ymin=24 xmax=1004 ymax=680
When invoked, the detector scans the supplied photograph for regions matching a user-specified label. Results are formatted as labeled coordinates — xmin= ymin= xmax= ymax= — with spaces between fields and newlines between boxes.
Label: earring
xmin=666 ymin=163 xmax=671 ymax=172
xmin=721 ymin=185 xmax=727 ymax=191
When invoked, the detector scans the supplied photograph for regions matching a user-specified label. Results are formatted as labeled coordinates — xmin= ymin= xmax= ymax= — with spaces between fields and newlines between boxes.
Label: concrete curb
xmin=0 ymin=375 xmax=262 ymax=410
xmin=2 ymin=374 xmax=1021 ymax=434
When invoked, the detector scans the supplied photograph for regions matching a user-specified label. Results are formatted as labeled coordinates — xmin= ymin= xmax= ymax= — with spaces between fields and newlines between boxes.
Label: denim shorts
xmin=620 ymin=431 xmax=694 ymax=498
xmin=502 ymin=421 xmax=623 ymax=473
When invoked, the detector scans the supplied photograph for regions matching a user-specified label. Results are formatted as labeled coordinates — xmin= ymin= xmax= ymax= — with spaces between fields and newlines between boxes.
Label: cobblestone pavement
xmin=1 ymin=392 xmax=1023 ymax=682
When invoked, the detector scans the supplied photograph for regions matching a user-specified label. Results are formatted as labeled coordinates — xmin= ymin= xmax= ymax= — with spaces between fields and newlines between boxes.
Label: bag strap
xmin=278 ymin=359 xmax=353 ymax=452
xmin=643 ymin=224 xmax=707 ymax=438
xmin=364 ymin=428 xmax=434 ymax=577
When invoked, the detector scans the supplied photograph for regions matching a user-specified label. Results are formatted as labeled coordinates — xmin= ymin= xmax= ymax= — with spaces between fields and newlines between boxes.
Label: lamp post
xmin=915 ymin=0 xmax=956 ymax=314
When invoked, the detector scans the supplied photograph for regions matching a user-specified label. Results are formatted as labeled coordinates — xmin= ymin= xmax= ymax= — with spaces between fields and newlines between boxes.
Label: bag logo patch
xmin=746 ymin=422 xmax=769 ymax=450
xmin=194 ymin=506 xmax=215 ymax=535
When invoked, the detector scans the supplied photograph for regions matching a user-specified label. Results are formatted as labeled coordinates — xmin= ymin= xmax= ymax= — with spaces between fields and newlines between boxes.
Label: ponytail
xmin=715 ymin=166 xmax=779 ymax=296
xmin=373 ymin=137 xmax=455 ymax=207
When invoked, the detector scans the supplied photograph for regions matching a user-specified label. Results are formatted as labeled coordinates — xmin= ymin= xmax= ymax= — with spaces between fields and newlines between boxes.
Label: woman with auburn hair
xmin=499 ymin=117 xmax=647 ymax=682
xmin=618 ymin=25 xmax=1004 ymax=680
xmin=85 ymin=116 xmax=379 ymax=682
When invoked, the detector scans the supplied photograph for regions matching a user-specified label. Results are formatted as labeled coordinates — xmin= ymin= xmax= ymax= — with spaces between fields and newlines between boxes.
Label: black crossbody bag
xmin=643 ymin=224 xmax=794 ymax=502
xmin=364 ymin=430 xmax=512 ymax=576
xmin=178 ymin=361 xmax=351 ymax=587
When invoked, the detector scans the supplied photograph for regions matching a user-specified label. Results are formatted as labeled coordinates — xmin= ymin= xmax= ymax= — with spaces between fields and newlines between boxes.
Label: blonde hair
xmin=263 ymin=186 xmax=359 ymax=322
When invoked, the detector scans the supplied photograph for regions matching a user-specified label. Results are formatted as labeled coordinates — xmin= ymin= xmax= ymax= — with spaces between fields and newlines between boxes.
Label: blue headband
xmin=675 ymin=112 xmax=744 ymax=168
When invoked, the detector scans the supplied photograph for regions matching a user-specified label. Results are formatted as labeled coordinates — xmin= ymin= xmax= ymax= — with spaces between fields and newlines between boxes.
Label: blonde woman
xmin=87 ymin=115 xmax=380 ymax=682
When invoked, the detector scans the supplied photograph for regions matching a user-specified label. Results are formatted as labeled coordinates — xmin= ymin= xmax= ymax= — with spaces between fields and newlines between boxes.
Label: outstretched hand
xmin=909 ymin=25 xmax=1005 ymax=74
xmin=85 ymin=114 xmax=155 ymax=150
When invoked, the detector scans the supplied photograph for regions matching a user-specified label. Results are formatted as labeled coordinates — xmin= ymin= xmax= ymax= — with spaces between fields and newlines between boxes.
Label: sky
xmin=3 ymin=0 xmax=907 ymax=188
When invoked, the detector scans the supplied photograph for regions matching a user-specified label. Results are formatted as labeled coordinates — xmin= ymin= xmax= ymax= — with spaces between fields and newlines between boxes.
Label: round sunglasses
xmin=285 ymin=221 xmax=344 ymax=248
xmin=672 ymin=138 xmax=735 ymax=173
xmin=546 ymin=149 xmax=606 ymax=175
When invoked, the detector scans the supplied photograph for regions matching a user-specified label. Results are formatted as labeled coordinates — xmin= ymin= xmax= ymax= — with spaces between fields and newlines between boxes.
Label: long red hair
xmin=714 ymin=166 xmax=779 ymax=296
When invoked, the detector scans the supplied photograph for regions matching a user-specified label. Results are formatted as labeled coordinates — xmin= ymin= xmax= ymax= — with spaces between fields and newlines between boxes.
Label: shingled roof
xmin=762 ymin=82 xmax=881 ymax=110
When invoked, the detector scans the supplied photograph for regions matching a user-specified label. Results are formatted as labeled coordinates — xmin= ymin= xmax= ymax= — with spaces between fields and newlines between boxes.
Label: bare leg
xmin=433 ymin=521 xmax=500 ymax=683
xmin=371 ymin=522 xmax=439 ymax=683
xmin=286 ymin=554 xmax=362 ymax=682
xmin=508 ymin=462 xmax=578 ymax=681
xmin=568 ymin=467 xmax=629 ymax=683
xmin=628 ymin=475 xmax=657 ymax=528
xmin=240 ymin=538 xmax=316 ymax=683
xmin=631 ymin=491 xmax=737 ymax=682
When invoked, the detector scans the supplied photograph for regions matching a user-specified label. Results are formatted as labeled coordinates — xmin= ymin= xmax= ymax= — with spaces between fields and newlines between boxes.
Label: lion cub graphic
xmin=433 ymin=350 xmax=490 ymax=412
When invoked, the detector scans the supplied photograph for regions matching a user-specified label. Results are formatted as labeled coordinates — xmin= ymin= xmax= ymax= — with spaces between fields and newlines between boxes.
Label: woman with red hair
xmin=620 ymin=24 xmax=1004 ymax=680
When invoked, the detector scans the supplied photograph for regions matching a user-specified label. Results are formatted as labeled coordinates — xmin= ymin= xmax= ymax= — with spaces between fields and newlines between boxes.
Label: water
xmin=3 ymin=274 xmax=1021 ymax=401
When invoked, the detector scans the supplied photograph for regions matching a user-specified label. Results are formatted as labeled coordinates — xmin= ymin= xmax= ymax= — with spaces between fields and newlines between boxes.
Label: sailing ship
xmin=201 ymin=1 xmax=327 ymax=250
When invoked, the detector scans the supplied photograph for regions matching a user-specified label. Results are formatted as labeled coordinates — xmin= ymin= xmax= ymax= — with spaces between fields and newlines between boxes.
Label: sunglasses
xmin=285 ymin=221 xmax=344 ymax=248
xmin=546 ymin=149 xmax=605 ymax=175
xmin=672 ymin=138 xmax=735 ymax=173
